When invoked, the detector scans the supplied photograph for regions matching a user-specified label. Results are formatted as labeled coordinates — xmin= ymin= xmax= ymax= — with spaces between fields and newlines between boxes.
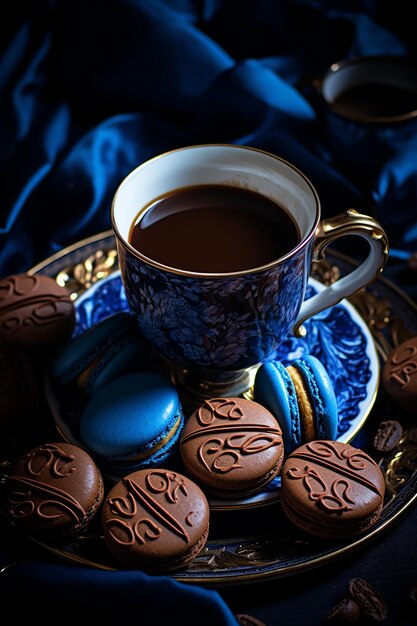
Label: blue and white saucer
xmin=48 ymin=270 xmax=380 ymax=511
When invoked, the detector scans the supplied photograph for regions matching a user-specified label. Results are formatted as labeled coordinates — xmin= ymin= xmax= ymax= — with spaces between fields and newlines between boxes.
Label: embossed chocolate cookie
xmin=5 ymin=443 xmax=104 ymax=537
xmin=101 ymin=468 xmax=210 ymax=571
xmin=382 ymin=336 xmax=417 ymax=411
xmin=280 ymin=440 xmax=385 ymax=539
xmin=0 ymin=273 xmax=75 ymax=350
xmin=180 ymin=397 xmax=284 ymax=499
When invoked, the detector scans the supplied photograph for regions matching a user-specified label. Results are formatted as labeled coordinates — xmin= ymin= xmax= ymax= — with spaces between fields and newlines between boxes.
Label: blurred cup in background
xmin=316 ymin=55 xmax=417 ymax=180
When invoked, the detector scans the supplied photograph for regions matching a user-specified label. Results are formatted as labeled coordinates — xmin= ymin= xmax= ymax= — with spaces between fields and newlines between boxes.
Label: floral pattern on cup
xmin=75 ymin=273 xmax=372 ymax=439
xmin=117 ymin=240 xmax=308 ymax=375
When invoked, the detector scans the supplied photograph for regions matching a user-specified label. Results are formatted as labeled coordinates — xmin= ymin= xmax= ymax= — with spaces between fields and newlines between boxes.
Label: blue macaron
xmin=50 ymin=311 xmax=150 ymax=396
xmin=79 ymin=371 xmax=185 ymax=480
xmin=254 ymin=355 xmax=338 ymax=454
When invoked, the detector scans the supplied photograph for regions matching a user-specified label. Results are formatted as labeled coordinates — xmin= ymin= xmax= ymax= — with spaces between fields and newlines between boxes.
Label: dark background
xmin=1 ymin=1 xmax=417 ymax=624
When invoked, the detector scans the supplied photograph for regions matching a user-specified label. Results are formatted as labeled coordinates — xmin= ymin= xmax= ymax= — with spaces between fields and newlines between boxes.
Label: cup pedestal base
xmin=172 ymin=365 xmax=257 ymax=412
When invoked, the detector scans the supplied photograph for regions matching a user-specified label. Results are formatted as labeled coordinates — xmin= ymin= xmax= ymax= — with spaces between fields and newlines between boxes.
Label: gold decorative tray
xmin=2 ymin=230 xmax=417 ymax=586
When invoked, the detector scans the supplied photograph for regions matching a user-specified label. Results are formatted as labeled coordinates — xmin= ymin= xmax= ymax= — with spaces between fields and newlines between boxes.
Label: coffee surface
xmin=332 ymin=83 xmax=417 ymax=119
xmin=129 ymin=184 xmax=300 ymax=273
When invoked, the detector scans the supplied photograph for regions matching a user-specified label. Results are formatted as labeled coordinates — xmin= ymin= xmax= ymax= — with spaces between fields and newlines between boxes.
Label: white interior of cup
xmin=322 ymin=57 xmax=417 ymax=103
xmin=112 ymin=145 xmax=319 ymax=257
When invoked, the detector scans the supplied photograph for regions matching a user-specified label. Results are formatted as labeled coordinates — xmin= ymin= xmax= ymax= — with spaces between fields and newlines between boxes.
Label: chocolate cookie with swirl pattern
xmin=280 ymin=440 xmax=385 ymax=539
xmin=5 ymin=442 xmax=104 ymax=538
xmin=180 ymin=397 xmax=284 ymax=500
xmin=0 ymin=273 xmax=75 ymax=352
xmin=101 ymin=468 xmax=210 ymax=571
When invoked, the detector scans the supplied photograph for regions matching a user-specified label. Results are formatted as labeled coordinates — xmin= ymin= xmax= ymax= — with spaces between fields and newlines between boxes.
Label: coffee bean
xmin=373 ymin=420 xmax=403 ymax=453
xmin=326 ymin=597 xmax=360 ymax=624
xmin=348 ymin=577 xmax=388 ymax=621
xmin=235 ymin=614 xmax=266 ymax=626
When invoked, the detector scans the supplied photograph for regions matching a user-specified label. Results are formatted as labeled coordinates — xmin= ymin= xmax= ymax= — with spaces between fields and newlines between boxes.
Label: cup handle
xmin=293 ymin=209 xmax=389 ymax=337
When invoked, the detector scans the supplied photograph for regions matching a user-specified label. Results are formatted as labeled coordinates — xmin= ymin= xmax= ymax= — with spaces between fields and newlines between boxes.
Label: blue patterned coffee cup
xmin=111 ymin=145 xmax=388 ymax=398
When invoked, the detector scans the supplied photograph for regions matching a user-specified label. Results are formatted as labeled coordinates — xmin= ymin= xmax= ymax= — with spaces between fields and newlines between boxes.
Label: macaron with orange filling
xmin=254 ymin=355 xmax=338 ymax=454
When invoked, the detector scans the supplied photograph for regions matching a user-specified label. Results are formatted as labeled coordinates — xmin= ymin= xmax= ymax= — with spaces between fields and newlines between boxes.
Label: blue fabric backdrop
xmin=1 ymin=0 xmax=417 ymax=622
xmin=2 ymin=0 xmax=417 ymax=278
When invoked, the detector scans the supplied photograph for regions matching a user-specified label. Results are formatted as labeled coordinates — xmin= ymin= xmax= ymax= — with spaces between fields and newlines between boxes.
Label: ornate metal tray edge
xmin=13 ymin=230 xmax=417 ymax=586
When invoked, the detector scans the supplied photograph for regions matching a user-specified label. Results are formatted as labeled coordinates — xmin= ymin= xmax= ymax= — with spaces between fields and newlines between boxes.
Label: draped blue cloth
xmin=2 ymin=0 xmax=417 ymax=277
xmin=1 ymin=554 xmax=238 ymax=624
xmin=1 ymin=0 xmax=416 ymax=621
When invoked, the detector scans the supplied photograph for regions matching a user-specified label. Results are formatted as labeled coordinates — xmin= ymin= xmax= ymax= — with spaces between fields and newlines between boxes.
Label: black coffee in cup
xmin=113 ymin=144 xmax=388 ymax=397
xmin=331 ymin=83 xmax=417 ymax=120
xmin=321 ymin=56 xmax=417 ymax=123
xmin=129 ymin=184 xmax=300 ymax=273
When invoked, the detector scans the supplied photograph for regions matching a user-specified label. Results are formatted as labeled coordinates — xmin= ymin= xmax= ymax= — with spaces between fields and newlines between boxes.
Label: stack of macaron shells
xmin=79 ymin=371 xmax=185 ymax=480
xmin=50 ymin=311 xmax=150 ymax=397
xmin=49 ymin=310 xmax=187 ymax=480
xmin=253 ymin=355 xmax=339 ymax=454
